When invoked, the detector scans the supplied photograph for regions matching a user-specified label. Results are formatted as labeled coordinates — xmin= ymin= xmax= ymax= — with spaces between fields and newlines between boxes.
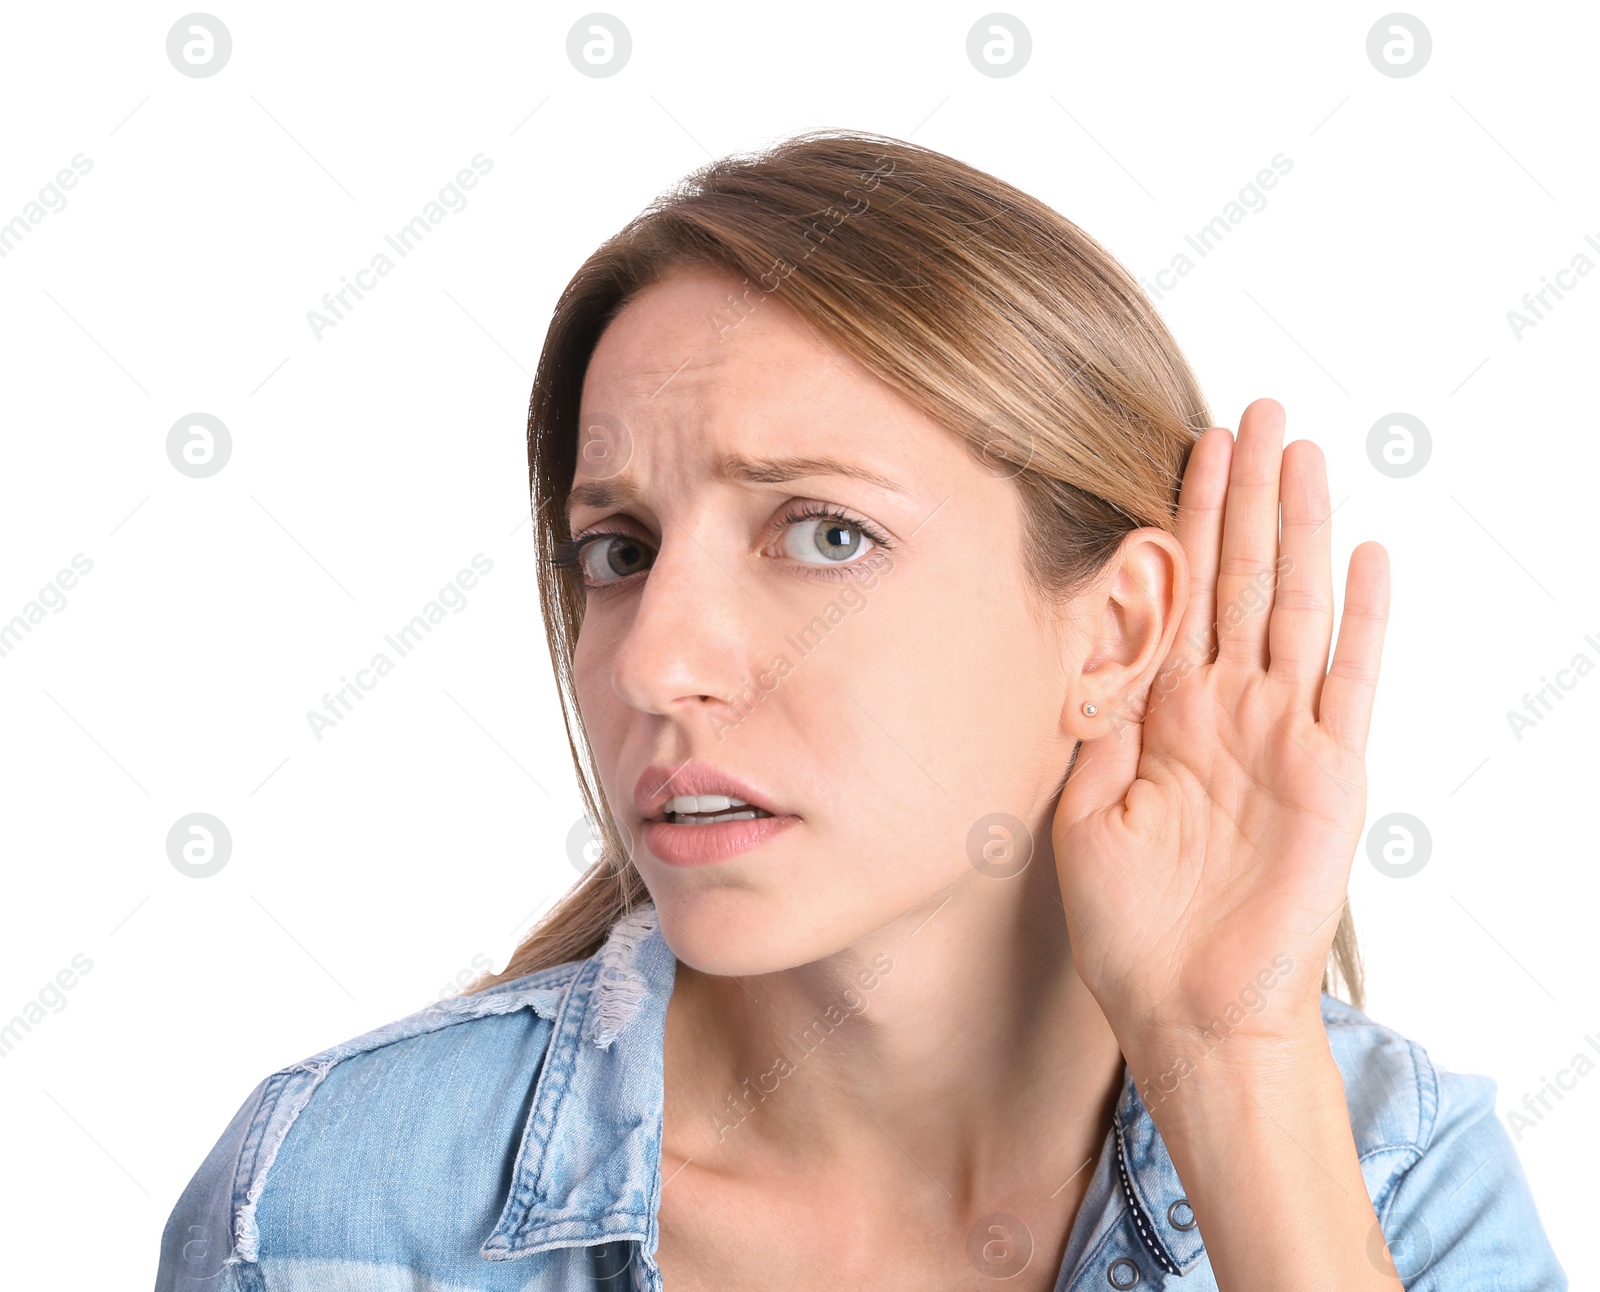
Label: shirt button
xmin=1168 ymin=1198 xmax=1197 ymax=1230
xmin=1107 ymin=1257 xmax=1141 ymax=1287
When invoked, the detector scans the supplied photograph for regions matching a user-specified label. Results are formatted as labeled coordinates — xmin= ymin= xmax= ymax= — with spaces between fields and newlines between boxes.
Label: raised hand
xmin=1051 ymin=398 xmax=1390 ymax=1059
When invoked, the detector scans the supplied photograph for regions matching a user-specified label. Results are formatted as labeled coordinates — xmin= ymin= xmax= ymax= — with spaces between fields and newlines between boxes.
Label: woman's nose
xmin=608 ymin=527 xmax=755 ymax=721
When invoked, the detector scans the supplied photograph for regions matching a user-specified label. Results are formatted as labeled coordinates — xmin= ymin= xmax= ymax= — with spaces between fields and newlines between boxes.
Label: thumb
xmin=1055 ymin=707 xmax=1143 ymax=836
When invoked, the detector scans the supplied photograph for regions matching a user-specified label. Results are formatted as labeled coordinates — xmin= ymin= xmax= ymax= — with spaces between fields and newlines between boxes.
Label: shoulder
xmin=1317 ymin=993 xmax=1567 ymax=1288
xmin=153 ymin=958 xmax=589 ymax=1290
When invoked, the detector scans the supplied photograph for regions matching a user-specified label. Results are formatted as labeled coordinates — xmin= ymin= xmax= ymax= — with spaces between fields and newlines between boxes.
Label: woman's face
xmin=570 ymin=265 xmax=1088 ymax=975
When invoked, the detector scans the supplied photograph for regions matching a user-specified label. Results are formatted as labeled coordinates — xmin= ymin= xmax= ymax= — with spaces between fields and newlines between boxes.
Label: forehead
xmin=581 ymin=266 xmax=856 ymax=416
xmin=572 ymin=266 xmax=951 ymax=498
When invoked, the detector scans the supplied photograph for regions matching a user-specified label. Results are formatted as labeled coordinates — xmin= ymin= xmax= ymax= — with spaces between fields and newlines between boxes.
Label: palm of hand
xmin=1052 ymin=399 xmax=1390 ymax=1049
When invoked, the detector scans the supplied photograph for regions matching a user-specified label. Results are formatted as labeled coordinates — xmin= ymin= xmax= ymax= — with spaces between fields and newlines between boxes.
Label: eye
xmin=772 ymin=502 xmax=884 ymax=567
xmin=551 ymin=503 xmax=893 ymax=591
xmin=552 ymin=532 xmax=651 ymax=587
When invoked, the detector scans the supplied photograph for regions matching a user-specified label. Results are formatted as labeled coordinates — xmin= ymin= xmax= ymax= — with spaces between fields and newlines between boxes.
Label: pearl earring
xmin=1082 ymin=701 xmax=1098 ymax=716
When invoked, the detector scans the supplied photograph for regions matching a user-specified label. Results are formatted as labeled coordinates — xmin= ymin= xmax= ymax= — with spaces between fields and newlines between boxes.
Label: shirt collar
xmin=480 ymin=900 xmax=1207 ymax=1279
xmin=481 ymin=900 xmax=676 ymax=1261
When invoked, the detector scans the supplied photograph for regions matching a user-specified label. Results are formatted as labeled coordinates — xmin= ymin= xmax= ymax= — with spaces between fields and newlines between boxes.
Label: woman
xmin=154 ymin=130 xmax=1566 ymax=1290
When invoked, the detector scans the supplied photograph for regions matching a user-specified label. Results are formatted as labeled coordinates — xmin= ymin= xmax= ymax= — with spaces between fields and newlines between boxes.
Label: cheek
xmin=570 ymin=639 xmax=601 ymax=728
xmin=569 ymin=626 xmax=630 ymax=789
xmin=571 ymin=614 xmax=625 ymax=715
xmin=862 ymin=575 xmax=1045 ymax=746
xmin=772 ymin=592 xmax=1047 ymax=859
xmin=875 ymin=597 xmax=1060 ymax=831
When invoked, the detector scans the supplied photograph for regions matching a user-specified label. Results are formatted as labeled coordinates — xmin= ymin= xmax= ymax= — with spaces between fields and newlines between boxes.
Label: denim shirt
xmin=154 ymin=900 xmax=1566 ymax=1290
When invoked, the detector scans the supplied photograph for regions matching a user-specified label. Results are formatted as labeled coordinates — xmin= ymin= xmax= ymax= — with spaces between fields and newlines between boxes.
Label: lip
xmin=632 ymin=761 xmax=786 ymax=823
xmin=643 ymin=813 xmax=799 ymax=866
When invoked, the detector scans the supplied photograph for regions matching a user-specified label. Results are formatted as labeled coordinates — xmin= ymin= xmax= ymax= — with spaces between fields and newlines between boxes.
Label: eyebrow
xmin=565 ymin=453 xmax=907 ymax=515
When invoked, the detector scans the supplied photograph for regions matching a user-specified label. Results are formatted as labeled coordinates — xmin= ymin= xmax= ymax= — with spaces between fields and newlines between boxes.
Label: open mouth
xmin=643 ymin=790 xmax=795 ymax=865
xmin=665 ymin=806 xmax=776 ymax=825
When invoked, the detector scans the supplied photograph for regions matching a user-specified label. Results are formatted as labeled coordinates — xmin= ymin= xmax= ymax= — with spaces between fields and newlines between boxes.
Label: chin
xmin=647 ymin=887 xmax=819 ymax=977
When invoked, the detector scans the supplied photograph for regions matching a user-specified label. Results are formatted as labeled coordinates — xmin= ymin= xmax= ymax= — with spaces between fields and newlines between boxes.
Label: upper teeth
xmin=665 ymin=794 xmax=755 ymax=815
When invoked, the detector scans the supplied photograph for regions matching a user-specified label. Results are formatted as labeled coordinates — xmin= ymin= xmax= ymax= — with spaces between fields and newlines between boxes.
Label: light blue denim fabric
xmin=154 ymin=901 xmax=1566 ymax=1289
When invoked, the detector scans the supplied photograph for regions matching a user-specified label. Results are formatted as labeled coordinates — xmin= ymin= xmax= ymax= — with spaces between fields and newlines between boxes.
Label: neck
xmin=660 ymin=853 xmax=1127 ymax=1213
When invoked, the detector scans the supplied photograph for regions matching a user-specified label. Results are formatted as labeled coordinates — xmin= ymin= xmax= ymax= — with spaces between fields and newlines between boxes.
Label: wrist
xmin=1113 ymin=964 xmax=1329 ymax=1084
xmin=1119 ymin=1024 xmax=1389 ymax=1292
xmin=1122 ymin=1016 xmax=1334 ymax=1126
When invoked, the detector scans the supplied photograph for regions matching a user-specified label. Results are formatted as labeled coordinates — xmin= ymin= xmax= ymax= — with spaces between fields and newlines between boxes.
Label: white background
xmin=0 ymin=1 xmax=1594 ymax=1284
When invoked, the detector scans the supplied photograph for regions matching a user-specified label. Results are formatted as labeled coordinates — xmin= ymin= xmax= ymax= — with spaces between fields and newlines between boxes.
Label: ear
xmin=1059 ymin=528 xmax=1189 ymax=740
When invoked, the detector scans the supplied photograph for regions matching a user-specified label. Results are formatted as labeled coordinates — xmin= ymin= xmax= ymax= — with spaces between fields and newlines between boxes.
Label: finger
xmin=1320 ymin=542 xmax=1390 ymax=755
xmin=1215 ymin=398 xmax=1285 ymax=672
xmin=1059 ymin=705 xmax=1144 ymax=831
xmin=1267 ymin=439 xmax=1335 ymax=710
xmin=1161 ymin=427 xmax=1232 ymax=680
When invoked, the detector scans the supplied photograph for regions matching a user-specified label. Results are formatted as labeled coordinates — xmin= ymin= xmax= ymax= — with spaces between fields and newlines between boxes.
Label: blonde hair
xmin=465 ymin=128 xmax=1364 ymax=1011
